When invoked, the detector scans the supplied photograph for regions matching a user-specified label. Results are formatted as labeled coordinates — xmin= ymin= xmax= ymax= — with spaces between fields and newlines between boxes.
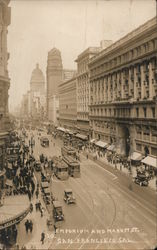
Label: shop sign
xmin=0 ymin=206 xmax=30 ymax=230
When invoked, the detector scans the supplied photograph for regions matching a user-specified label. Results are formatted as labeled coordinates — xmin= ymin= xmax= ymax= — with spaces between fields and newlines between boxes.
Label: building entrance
xmin=124 ymin=127 xmax=130 ymax=157
xmin=117 ymin=125 xmax=130 ymax=157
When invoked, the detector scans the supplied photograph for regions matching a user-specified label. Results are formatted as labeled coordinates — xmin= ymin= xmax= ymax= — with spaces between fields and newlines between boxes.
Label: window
xmin=152 ymin=107 xmax=155 ymax=118
xmin=143 ymin=107 xmax=147 ymax=118
xmin=136 ymin=108 xmax=139 ymax=117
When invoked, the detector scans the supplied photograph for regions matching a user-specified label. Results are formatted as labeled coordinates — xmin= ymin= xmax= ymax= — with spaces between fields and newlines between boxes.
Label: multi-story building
xmin=63 ymin=69 xmax=76 ymax=81
xmin=89 ymin=17 xmax=157 ymax=158
xmin=0 ymin=0 xmax=11 ymax=186
xmin=30 ymin=63 xmax=46 ymax=120
xmin=59 ymin=76 xmax=77 ymax=130
xmin=75 ymin=42 xmax=112 ymax=138
xmin=46 ymin=48 xmax=63 ymax=123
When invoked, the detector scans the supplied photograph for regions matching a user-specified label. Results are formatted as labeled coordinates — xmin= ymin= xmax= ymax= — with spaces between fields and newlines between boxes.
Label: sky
xmin=7 ymin=0 xmax=156 ymax=112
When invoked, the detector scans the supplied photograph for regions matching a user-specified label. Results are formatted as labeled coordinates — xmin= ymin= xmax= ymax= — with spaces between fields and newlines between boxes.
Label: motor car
xmin=35 ymin=161 xmax=41 ymax=171
xmin=64 ymin=189 xmax=76 ymax=204
xmin=53 ymin=201 xmax=64 ymax=222
xmin=134 ymin=174 xmax=149 ymax=186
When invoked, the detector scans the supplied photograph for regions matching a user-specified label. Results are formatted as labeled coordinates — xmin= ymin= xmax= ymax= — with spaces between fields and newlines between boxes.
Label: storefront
xmin=95 ymin=141 xmax=108 ymax=150
xmin=141 ymin=155 xmax=157 ymax=175
xmin=0 ymin=195 xmax=30 ymax=246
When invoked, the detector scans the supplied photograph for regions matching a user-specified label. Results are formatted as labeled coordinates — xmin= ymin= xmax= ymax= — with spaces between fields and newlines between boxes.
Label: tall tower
xmin=46 ymin=48 xmax=63 ymax=122
xmin=30 ymin=63 xmax=45 ymax=119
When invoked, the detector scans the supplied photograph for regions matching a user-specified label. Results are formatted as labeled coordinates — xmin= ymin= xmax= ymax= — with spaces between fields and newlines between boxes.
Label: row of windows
xmin=90 ymin=39 xmax=157 ymax=77
xmin=90 ymin=106 xmax=156 ymax=118
xmin=90 ymin=60 xmax=157 ymax=90
xmin=136 ymin=144 xmax=157 ymax=157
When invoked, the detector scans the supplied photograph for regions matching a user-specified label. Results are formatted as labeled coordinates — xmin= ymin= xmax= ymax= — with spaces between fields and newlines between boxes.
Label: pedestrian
xmin=29 ymin=220 xmax=33 ymax=233
xmin=53 ymin=142 xmax=55 ymax=147
xmin=40 ymin=207 xmax=43 ymax=217
xmin=30 ymin=203 xmax=33 ymax=213
xmin=27 ymin=189 xmax=31 ymax=201
xmin=54 ymin=224 xmax=57 ymax=234
xmin=35 ymin=189 xmax=39 ymax=199
xmin=41 ymin=232 xmax=45 ymax=244
xmin=120 ymin=162 xmax=122 ymax=171
xmin=86 ymin=154 xmax=88 ymax=160
xmin=25 ymin=220 xmax=29 ymax=233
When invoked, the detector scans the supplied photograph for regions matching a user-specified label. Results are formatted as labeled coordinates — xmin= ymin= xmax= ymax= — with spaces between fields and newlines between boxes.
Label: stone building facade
xmin=46 ymin=48 xmax=63 ymax=123
xmin=0 ymin=0 xmax=11 ymax=184
xmin=75 ymin=47 xmax=102 ymax=137
xmin=59 ymin=77 xmax=77 ymax=130
xmin=75 ymin=42 xmax=113 ymax=138
xmin=89 ymin=17 xmax=157 ymax=157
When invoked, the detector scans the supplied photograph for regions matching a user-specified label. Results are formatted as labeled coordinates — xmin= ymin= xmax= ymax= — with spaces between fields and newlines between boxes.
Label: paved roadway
xmin=25 ymin=130 xmax=156 ymax=250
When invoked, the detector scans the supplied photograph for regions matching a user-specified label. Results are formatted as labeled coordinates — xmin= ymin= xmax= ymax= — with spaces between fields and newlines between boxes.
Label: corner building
xmin=0 ymin=0 xmax=11 ymax=184
xmin=89 ymin=17 xmax=157 ymax=157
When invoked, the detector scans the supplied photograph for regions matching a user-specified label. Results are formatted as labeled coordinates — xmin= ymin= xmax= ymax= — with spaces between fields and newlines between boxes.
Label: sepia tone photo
xmin=0 ymin=0 xmax=157 ymax=249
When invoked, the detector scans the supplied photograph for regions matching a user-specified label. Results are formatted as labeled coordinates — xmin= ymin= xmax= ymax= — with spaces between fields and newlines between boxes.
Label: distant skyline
xmin=7 ymin=0 xmax=156 ymax=112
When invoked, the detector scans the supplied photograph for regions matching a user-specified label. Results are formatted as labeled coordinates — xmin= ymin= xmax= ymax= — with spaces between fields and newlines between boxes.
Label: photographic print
xmin=0 ymin=0 xmax=157 ymax=249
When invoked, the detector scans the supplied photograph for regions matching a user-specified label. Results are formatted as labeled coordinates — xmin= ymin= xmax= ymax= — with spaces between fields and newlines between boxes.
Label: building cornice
xmin=89 ymin=17 xmax=156 ymax=66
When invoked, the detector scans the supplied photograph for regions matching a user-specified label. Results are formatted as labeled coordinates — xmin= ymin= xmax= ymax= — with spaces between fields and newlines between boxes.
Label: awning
xmin=56 ymin=127 xmax=66 ymax=132
xmin=141 ymin=156 xmax=157 ymax=168
xmin=107 ymin=145 xmax=116 ymax=152
xmin=66 ymin=129 xmax=74 ymax=135
xmin=95 ymin=141 xmax=108 ymax=148
xmin=130 ymin=152 xmax=143 ymax=161
xmin=75 ymin=133 xmax=88 ymax=141
xmin=90 ymin=139 xmax=96 ymax=143
xmin=0 ymin=195 xmax=30 ymax=230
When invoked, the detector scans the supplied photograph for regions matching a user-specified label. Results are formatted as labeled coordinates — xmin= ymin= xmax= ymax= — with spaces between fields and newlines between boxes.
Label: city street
xmin=25 ymin=130 xmax=156 ymax=250
xmin=0 ymin=2 xmax=156 ymax=249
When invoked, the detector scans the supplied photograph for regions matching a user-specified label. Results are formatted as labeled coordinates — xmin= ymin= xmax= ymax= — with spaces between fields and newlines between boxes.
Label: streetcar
xmin=40 ymin=137 xmax=49 ymax=147
xmin=62 ymin=155 xmax=80 ymax=178
xmin=61 ymin=146 xmax=76 ymax=158
xmin=53 ymin=157 xmax=69 ymax=180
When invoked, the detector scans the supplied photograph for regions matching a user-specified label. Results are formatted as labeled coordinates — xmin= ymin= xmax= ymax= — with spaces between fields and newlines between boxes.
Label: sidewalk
xmin=15 ymin=186 xmax=55 ymax=249
xmin=82 ymin=149 xmax=156 ymax=191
